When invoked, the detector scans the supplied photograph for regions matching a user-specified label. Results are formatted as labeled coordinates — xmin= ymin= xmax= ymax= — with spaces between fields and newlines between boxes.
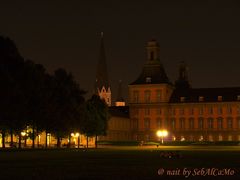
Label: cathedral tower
xmin=175 ymin=61 xmax=191 ymax=89
xmin=95 ymin=33 xmax=111 ymax=106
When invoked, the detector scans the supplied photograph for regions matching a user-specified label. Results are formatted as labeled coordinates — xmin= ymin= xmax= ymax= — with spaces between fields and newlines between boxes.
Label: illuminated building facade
xmin=128 ymin=39 xmax=240 ymax=142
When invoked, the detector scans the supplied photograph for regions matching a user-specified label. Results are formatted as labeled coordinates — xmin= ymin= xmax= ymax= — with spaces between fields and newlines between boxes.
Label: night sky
xmin=1 ymin=0 xmax=240 ymax=103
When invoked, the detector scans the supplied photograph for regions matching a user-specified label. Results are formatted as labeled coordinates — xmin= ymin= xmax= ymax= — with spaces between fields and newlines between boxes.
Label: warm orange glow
xmin=21 ymin=132 xmax=26 ymax=136
xmin=156 ymin=130 xmax=168 ymax=137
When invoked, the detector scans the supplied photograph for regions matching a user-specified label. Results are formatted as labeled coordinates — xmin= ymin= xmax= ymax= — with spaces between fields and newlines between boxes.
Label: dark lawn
xmin=0 ymin=146 xmax=240 ymax=180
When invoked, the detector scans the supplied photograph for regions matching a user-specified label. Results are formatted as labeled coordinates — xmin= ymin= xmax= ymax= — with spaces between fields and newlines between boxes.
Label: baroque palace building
xmin=128 ymin=39 xmax=240 ymax=142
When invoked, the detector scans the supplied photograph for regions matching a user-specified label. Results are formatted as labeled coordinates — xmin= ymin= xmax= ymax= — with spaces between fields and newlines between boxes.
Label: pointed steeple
xmin=96 ymin=32 xmax=109 ymax=89
xmin=95 ymin=32 xmax=111 ymax=106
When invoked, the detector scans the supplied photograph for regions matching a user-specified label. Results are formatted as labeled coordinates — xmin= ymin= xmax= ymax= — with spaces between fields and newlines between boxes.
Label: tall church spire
xmin=95 ymin=32 xmax=111 ymax=106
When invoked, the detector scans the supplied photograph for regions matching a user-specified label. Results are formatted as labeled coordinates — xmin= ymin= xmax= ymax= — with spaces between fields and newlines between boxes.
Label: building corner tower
xmin=95 ymin=32 xmax=111 ymax=106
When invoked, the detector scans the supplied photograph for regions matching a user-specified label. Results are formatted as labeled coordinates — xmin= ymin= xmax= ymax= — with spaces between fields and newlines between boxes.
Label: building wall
xmin=128 ymin=85 xmax=240 ymax=142
xmin=99 ymin=115 xmax=131 ymax=141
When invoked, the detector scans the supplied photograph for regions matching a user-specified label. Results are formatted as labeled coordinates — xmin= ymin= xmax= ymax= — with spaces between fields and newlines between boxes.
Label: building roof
xmin=130 ymin=63 xmax=170 ymax=85
xmin=170 ymin=87 xmax=240 ymax=103
xmin=109 ymin=106 xmax=129 ymax=118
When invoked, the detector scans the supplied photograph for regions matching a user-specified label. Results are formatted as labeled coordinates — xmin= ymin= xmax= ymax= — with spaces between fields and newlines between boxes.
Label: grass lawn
xmin=0 ymin=146 xmax=240 ymax=180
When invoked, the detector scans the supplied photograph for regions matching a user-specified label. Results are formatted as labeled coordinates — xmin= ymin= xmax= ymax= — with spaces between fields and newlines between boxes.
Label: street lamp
xmin=21 ymin=131 xmax=27 ymax=147
xmin=71 ymin=132 xmax=80 ymax=148
xmin=156 ymin=130 xmax=168 ymax=144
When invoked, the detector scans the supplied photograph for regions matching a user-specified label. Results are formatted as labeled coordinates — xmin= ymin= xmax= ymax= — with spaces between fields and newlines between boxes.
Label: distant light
xmin=21 ymin=132 xmax=26 ymax=136
xmin=156 ymin=130 xmax=168 ymax=137
xmin=71 ymin=133 xmax=80 ymax=137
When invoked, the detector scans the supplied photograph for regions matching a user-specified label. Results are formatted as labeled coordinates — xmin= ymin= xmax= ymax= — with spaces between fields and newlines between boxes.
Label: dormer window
xmin=199 ymin=96 xmax=204 ymax=102
xmin=180 ymin=97 xmax=185 ymax=102
xmin=146 ymin=77 xmax=151 ymax=83
xmin=218 ymin=96 xmax=222 ymax=101
xmin=237 ymin=95 xmax=240 ymax=101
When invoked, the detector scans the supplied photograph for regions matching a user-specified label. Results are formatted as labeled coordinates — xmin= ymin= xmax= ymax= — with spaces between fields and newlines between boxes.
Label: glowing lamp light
xmin=156 ymin=130 xmax=168 ymax=144
xmin=21 ymin=132 xmax=26 ymax=136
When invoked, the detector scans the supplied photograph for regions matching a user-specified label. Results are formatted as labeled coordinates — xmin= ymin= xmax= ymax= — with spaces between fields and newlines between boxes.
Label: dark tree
xmin=0 ymin=36 xmax=26 ymax=148
xmin=82 ymin=95 xmax=110 ymax=148
xmin=48 ymin=68 xmax=85 ymax=148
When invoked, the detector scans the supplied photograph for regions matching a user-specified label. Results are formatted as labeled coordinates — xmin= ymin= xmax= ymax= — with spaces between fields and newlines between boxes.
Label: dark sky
xmin=1 ymin=0 xmax=240 ymax=103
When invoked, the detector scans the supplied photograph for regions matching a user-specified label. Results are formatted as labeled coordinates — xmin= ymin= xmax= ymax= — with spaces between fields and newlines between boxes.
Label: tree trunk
xmin=68 ymin=135 xmax=71 ymax=148
xmin=18 ymin=133 xmax=22 ymax=149
xmin=37 ymin=128 xmax=40 ymax=148
xmin=45 ymin=131 xmax=48 ymax=148
xmin=86 ymin=136 xmax=89 ymax=148
xmin=24 ymin=137 xmax=27 ymax=147
xmin=57 ymin=136 xmax=61 ymax=148
xmin=2 ymin=131 xmax=6 ymax=148
xmin=95 ymin=135 xmax=98 ymax=148
xmin=10 ymin=128 xmax=13 ymax=148
xmin=32 ymin=126 xmax=35 ymax=148
xmin=77 ymin=136 xmax=80 ymax=148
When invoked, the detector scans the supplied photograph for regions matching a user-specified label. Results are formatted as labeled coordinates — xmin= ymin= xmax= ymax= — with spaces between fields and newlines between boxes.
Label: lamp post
xmin=21 ymin=132 xmax=27 ymax=147
xmin=71 ymin=132 xmax=80 ymax=148
xmin=156 ymin=130 xmax=168 ymax=144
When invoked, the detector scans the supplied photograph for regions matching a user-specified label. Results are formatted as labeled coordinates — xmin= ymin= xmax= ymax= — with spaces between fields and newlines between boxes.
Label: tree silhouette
xmin=82 ymin=95 xmax=109 ymax=148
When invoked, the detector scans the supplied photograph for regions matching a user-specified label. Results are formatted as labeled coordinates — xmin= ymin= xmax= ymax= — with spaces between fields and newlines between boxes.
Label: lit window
xmin=189 ymin=118 xmax=194 ymax=129
xmin=237 ymin=95 xmax=240 ymax=101
xmin=198 ymin=118 xmax=204 ymax=129
xmin=144 ymin=90 xmax=151 ymax=103
xmin=180 ymin=118 xmax=185 ymax=129
xmin=180 ymin=108 xmax=185 ymax=115
xmin=144 ymin=118 xmax=150 ymax=129
xmin=180 ymin=97 xmax=185 ymax=102
xmin=156 ymin=118 xmax=162 ymax=128
xmin=156 ymin=90 xmax=161 ymax=102
xmin=227 ymin=106 xmax=232 ymax=114
xmin=227 ymin=118 xmax=233 ymax=129
xmin=146 ymin=77 xmax=151 ymax=83
xmin=208 ymin=118 xmax=214 ymax=129
xmin=208 ymin=135 xmax=213 ymax=141
xmin=133 ymin=91 xmax=139 ymax=103
xmin=218 ymin=135 xmax=223 ymax=141
xmin=199 ymin=96 xmax=204 ymax=102
xmin=171 ymin=118 xmax=176 ymax=129
xmin=189 ymin=108 xmax=194 ymax=115
xmin=218 ymin=107 xmax=223 ymax=115
xmin=208 ymin=107 xmax=213 ymax=115
xmin=218 ymin=96 xmax=222 ymax=101
xmin=199 ymin=107 xmax=204 ymax=115
xmin=217 ymin=118 xmax=223 ymax=129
